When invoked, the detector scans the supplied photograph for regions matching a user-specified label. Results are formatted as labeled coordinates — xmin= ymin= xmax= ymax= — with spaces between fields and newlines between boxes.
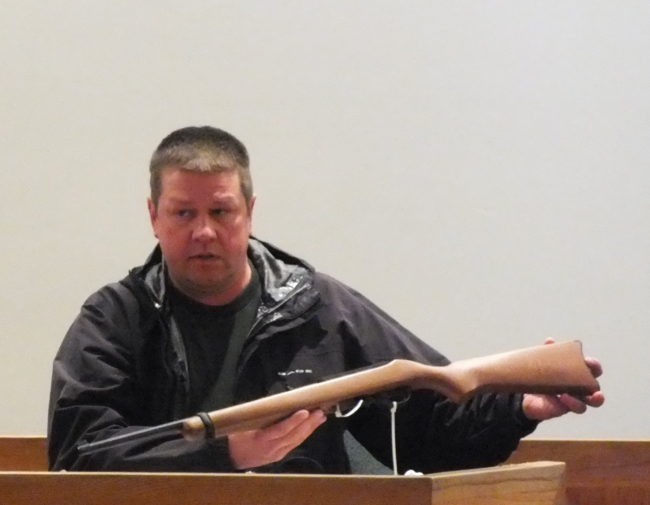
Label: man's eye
xmin=211 ymin=209 xmax=226 ymax=216
xmin=176 ymin=210 xmax=192 ymax=218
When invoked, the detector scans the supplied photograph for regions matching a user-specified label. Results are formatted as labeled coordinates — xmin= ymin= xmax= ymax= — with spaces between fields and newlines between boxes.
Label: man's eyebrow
xmin=163 ymin=194 xmax=238 ymax=205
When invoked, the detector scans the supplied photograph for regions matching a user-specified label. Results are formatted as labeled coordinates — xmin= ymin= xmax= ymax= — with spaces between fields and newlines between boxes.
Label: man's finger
xmin=261 ymin=409 xmax=326 ymax=442
xmin=260 ymin=410 xmax=311 ymax=441
xmin=585 ymin=356 xmax=603 ymax=378
xmin=558 ymin=394 xmax=587 ymax=414
xmin=276 ymin=410 xmax=326 ymax=444
xmin=265 ymin=411 xmax=327 ymax=460
xmin=228 ymin=410 xmax=327 ymax=469
xmin=583 ymin=390 xmax=605 ymax=408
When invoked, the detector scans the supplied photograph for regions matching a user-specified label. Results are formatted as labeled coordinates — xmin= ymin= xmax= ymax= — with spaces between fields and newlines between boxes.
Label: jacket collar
xmin=130 ymin=237 xmax=317 ymax=316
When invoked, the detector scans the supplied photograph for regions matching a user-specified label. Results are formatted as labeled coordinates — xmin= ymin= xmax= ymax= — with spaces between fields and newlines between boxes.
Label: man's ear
xmin=246 ymin=195 xmax=256 ymax=236
xmin=248 ymin=194 xmax=257 ymax=217
xmin=147 ymin=198 xmax=158 ymax=238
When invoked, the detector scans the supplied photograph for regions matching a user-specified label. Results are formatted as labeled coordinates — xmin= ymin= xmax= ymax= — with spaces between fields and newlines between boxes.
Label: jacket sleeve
xmin=315 ymin=274 xmax=538 ymax=473
xmin=47 ymin=283 xmax=237 ymax=472
xmin=347 ymin=389 xmax=537 ymax=473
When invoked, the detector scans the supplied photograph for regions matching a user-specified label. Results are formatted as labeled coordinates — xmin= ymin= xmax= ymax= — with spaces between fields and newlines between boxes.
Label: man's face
xmin=148 ymin=167 xmax=255 ymax=305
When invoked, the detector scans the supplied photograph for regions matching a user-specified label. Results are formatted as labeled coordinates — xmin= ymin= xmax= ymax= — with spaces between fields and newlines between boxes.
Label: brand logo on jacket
xmin=277 ymin=368 xmax=313 ymax=377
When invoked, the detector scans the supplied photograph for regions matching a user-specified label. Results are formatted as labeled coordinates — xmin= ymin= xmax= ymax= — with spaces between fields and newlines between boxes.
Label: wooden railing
xmin=0 ymin=436 xmax=47 ymax=471
xmin=506 ymin=439 xmax=650 ymax=505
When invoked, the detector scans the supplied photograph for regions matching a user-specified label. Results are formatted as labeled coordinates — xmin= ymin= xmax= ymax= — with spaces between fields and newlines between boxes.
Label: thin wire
xmin=390 ymin=400 xmax=398 ymax=475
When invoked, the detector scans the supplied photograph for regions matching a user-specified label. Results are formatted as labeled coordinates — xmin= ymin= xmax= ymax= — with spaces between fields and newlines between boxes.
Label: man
xmin=48 ymin=126 xmax=604 ymax=473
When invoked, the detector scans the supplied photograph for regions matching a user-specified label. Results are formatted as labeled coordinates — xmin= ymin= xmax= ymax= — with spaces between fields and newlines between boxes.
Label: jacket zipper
xmin=137 ymin=265 xmax=315 ymax=416
xmin=236 ymin=282 xmax=313 ymax=379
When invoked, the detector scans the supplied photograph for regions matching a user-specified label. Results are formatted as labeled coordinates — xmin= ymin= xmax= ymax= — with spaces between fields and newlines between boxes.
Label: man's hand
xmin=228 ymin=409 xmax=326 ymax=469
xmin=522 ymin=339 xmax=605 ymax=421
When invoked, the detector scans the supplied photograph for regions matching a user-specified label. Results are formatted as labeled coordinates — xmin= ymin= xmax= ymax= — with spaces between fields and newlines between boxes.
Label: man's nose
xmin=192 ymin=220 xmax=217 ymax=242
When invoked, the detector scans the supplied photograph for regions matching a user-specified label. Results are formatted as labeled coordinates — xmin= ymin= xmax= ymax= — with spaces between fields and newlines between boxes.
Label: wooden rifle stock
xmin=78 ymin=340 xmax=599 ymax=454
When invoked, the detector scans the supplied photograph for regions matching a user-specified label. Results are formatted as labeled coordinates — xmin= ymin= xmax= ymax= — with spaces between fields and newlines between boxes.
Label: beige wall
xmin=0 ymin=1 xmax=647 ymax=438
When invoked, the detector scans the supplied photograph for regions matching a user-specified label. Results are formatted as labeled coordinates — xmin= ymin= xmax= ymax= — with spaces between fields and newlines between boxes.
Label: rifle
xmin=78 ymin=340 xmax=599 ymax=454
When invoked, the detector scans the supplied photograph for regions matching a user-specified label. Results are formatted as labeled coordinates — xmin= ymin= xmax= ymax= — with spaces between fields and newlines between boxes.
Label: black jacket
xmin=48 ymin=238 xmax=536 ymax=473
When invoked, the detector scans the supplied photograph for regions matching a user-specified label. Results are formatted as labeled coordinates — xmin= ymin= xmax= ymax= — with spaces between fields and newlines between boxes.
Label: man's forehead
xmin=159 ymin=168 xmax=243 ymax=198
xmin=161 ymin=163 xmax=240 ymax=176
xmin=160 ymin=166 xmax=241 ymax=184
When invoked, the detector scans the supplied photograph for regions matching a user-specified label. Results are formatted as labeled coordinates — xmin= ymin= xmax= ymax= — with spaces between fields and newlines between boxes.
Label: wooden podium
xmin=0 ymin=461 xmax=566 ymax=505
xmin=3 ymin=437 xmax=649 ymax=504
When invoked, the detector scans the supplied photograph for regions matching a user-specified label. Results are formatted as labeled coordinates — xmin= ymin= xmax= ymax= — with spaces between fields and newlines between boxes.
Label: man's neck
xmin=171 ymin=262 xmax=253 ymax=306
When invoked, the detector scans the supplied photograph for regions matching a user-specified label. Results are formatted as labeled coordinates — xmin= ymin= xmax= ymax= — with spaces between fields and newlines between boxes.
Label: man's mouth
xmin=189 ymin=253 xmax=218 ymax=261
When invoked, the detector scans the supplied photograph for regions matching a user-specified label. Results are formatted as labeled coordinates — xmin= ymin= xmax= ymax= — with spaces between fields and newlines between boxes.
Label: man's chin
xmin=187 ymin=279 xmax=229 ymax=295
xmin=179 ymin=275 xmax=242 ymax=303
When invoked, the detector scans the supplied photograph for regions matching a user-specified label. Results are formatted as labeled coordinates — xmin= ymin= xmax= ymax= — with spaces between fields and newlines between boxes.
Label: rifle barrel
xmin=77 ymin=419 xmax=185 ymax=454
